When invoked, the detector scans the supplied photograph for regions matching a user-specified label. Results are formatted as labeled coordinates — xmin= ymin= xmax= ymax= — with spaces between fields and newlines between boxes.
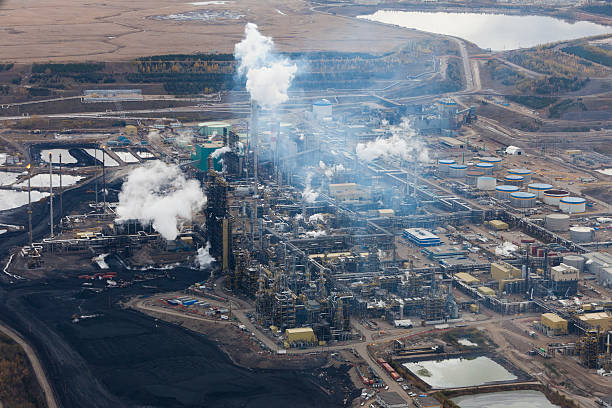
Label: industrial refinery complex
xmin=0 ymin=6 xmax=611 ymax=408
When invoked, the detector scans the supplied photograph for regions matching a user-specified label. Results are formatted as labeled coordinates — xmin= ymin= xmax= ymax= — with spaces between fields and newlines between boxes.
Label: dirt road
xmin=0 ymin=322 xmax=58 ymax=408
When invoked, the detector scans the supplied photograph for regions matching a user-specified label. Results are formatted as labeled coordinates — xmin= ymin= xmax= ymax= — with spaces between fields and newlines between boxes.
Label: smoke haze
xmin=356 ymin=119 xmax=429 ymax=163
xmin=116 ymin=161 xmax=206 ymax=240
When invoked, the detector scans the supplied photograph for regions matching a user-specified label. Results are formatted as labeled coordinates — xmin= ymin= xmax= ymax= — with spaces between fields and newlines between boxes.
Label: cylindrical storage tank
xmin=545 ymin=214 xmax=570 ymax=232
xmin=475 ymin=162 xmax=494 ymax=175
xmin=508 ymin=168 xmax=531 ymax=183
xmin=449 ymin=164 xmax=468 ymax=178
xmin=569 ymin=226 xmax=594 ymax=243
xmin=510 ymin=191 xmax=536 ymax=208
xmin=560 ymin=197 xmax=586 ymax=213
xmin=438 ymin=159 xmax=456 ymax=174
xmin=504 ymin=174 xmax=525 ymax=187
xmin=466 ymin=170 xmax=483 ymax=186
xmin=528 ymin=183 xmax=553 ymax=199
xmin=543 ymin=189 xmax=570 ymax=206
xmin=477 ymin=176 xmax=496 ymax=191
xmin=479 ymin=156 xmax=502 ymax=170
xmin=563 ymin=255 xmax=585 ymax=272
xmin=495 ymin=185 xmax=520 ymax=200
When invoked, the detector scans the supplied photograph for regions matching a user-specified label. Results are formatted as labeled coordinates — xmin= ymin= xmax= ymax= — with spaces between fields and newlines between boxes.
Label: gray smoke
xmin=116 ymin=161 xmax=206 ymax=240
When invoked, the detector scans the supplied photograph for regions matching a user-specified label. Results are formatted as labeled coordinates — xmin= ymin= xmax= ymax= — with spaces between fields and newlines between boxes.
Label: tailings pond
xmin=358 ymin=11 xmax=611 ymax=50
xmin=403 ymin=356 xmax=518 ymax=389
xmin=453 ymin=390 xmax=560 ymax=407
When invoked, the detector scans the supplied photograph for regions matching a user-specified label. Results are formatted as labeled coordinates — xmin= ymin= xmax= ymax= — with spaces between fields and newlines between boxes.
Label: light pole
xmin=26 ymin=163 xmax=32 ymax=247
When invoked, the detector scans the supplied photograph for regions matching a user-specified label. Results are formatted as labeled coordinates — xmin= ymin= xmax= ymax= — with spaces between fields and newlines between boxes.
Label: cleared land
xmin=0 ymin=0 xmax=430 ymax=62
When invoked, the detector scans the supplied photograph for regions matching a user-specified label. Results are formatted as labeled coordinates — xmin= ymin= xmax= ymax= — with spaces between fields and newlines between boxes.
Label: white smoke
xmin=234 ymin=23 xmax=297 ymax=110
xmin=116 ymin=161 xmax=206 ymax=240
xmin=302 ymin=172 xmax=319 ymax=203
xmin=196 ymin=242 xmax=215 ymax=269
xmin=356 ymin=119 xmax=429 ymax=163
xmin=211 ymin=145 xmax=231 ymax=159
xmin=305 ymin=230 xmax=327 ymax=238
xmin=308 ymin=213 xmax=325 ymax=224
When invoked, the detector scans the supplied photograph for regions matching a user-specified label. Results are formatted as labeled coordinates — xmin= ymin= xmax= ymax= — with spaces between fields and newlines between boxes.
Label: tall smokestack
xmin=59 ymin=153 xmax=63 ymax=230
xmin=251 ymin=101 xmax=259 ymax=184
xmin=27 ymin=163 xmax=32 ymax=247
xmin=49 ymin=152 xmax=54 ymax=237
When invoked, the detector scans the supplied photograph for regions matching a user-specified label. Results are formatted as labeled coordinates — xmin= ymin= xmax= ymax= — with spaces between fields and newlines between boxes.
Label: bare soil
xmin=0 ymin=0 xmax=429 ymax=63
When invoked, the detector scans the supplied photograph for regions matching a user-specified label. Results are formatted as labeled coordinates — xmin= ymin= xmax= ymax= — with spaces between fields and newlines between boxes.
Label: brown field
xmin=0 ymin=0 xmax=429 ymax=62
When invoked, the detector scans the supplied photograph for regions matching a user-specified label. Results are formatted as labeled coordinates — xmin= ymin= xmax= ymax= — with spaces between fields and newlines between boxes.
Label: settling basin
xmin=358 ymin=11 xmax=611 ymax=50
xmin=403 ymin=356 xmax=517 ymax=389
xmin=453 ymin=390 xmax=560 ymax=408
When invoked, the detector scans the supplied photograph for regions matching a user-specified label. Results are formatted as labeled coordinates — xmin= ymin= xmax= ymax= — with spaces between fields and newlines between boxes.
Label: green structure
xmin=197 ymin=122 xmax=232 ymax=138
xmin=191 ymin=141 xmax=225 ymax=171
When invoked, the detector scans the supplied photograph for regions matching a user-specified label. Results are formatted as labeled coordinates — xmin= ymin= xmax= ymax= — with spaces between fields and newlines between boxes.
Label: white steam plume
xmin=356 ymin=119 xmax=429 ymax=163
xmin=234 ymin=23 xmax=297 ymax=110
xmin=196 ymin=242 xmax=215 ymax=269
xmin=211 ymin=145 xmax=231 ymax=159
xmin=116 ymin=161 xmax=206 ymax=240
xmin=302 ymin=172 xmax=319 ymax=203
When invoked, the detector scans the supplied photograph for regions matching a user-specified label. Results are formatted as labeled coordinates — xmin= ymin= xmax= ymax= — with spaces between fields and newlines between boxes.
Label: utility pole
xmin=27 ymin=163 xmax=32 ymax=247
xmin=59 ymin=153 xmax=63 ymax=230
xmin=102 ymin=146 xmax=106 ymax=213
xmin=49 ymin=152 xmax=54 ymax=238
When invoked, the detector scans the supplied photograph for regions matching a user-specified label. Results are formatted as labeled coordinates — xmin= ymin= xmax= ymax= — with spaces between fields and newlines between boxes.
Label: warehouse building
xmin=284 ymin=327 xmax=318 ymax=348
xmin=376 ymin=392 xmax=410 ymax=408
xmin=578 ymin=312 xmax=612 ymax=332
xmin=403 ymin=228 xmax=441 ymax=247
xmin=491 ymin=262 xmax=522 ymax=282
xmin=541 ymin=313 xmax=568 ymax=336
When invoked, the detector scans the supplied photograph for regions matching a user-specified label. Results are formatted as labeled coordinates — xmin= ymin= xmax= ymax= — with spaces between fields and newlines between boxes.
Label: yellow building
xmin=478 ymin=286 xmax=496 ymax=296
xmin=329 ymin=183 xmax=370 ymax=202
xmin=125 ymin=125 xmax=138 ymax=136
xmin=285 ymin=327 xmax=317 ymax=348
xmin=377 ymin=209 xmax=395 ymax=217
xmin=578 ymin=312 xmax=612 ymax=332
xmin=541 ymin=313 xmax=568 ymax=335
xmin=491 ymin=262 xmax=522 ymax=282
xmin=455 ymin=272 xmax=479 ymax=285
xmin=488 ymin=220 xmax=509 ymax=231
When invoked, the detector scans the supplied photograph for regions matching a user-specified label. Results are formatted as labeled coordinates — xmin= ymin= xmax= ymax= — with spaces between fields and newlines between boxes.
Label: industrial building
xmin=541 ymin=313 xmax=568 ymax=335
xmin=376 ymin=392 xmax=410 ymax=408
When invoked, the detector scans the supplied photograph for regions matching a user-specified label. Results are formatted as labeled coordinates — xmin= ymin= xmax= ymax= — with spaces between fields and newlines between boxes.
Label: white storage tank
xmin=560 ymin=197 xmax=586 ymax=214
xmin=510 ymin=191 xmax=536 ymax=208
xmin=495 ymin=185 xmax=520 ymax=200
xmin=313 ymin=99 xmax=333 ymax=119
xmin=475 ymin=162 xmax=494 ymax=175
xmin=438 ymin=159 xmax=456 ymax=174
xmin=543 ymin=189 xmax=570 ymax=206
xmin=528 ymin=183 xmax=553 ymax=199
xmin=545 ymin=214 xmax=570 ymax=231
xmin=563 ymin=255 xmax=585 ymax=272
xmin=508 ymin=168 xmax=532 ymax=183
xmin=449 ymin=164 xmax=468 ymax=178
xmin=503 ymin=174 xmax=525 ymax=187
xmin=466 ymin=170 xmax=483 ymax=186
xmin=477 ymin=176 xmax=496 ymax=190
xmin=479 ymin=156 xmax=502 ymax=169
xmin=570 ymin=226 xmax=594 ymax=243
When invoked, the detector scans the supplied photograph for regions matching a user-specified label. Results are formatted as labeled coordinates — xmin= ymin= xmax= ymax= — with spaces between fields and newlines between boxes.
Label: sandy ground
xmin=0 ymin=0 xmax=427 ymax=62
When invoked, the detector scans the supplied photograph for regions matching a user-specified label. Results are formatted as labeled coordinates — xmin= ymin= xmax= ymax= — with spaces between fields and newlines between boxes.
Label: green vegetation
xmin=562 ymin=45 xmax=612 ymax=67
xmin=486 ymin=60 xmax=526 ymax=86
xmin=505 ymin=95 xmax=558 ymax=109
xmin=27 ymin=87 xmax=51 ymax=97
xmin=548 ymin=98 xmax=587 ymax=118
xmin=0 ymin=85 xmax=9 ymax=95
xmin=518 ymin=76 xmax=588 ymax=95
xmin=0 ymin=332 xmax=45 ymax=408
xmin=32 ymin=62 xmax=105 ymax=74
xmin=0 ymin=63 xmax=14 ymax=71
xmin=508 ymin=48 xmax=607 ymax=78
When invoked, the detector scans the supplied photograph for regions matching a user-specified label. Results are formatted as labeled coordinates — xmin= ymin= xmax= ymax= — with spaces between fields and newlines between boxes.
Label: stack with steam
xmin=116 ymin=161 xmax=206 ymax=241
xmin=234 ymin=23 xmax=298 ymax=183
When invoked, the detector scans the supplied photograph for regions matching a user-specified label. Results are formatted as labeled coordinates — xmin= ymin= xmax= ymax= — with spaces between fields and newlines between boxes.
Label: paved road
xmin=0 ymin=322 xmax=58 ymax=408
